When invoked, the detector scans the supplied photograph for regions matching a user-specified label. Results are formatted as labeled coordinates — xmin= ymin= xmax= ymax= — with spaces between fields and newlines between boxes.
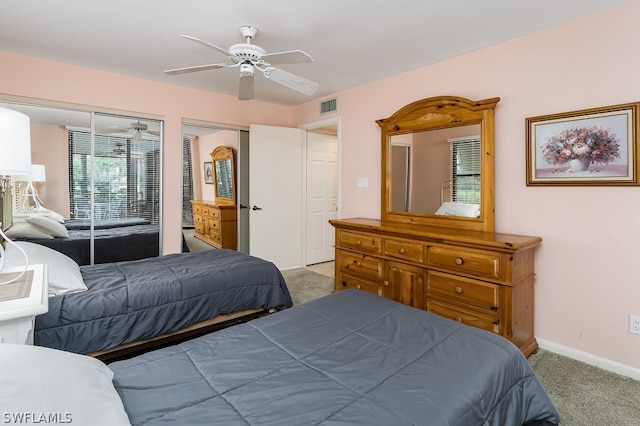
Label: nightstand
xmin=0 ymin=264 xmax=48 ymax=344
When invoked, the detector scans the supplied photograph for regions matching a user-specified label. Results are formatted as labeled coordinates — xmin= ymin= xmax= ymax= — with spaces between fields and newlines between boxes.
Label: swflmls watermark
xmin=2 ymin=412 xmax=72 ymax=424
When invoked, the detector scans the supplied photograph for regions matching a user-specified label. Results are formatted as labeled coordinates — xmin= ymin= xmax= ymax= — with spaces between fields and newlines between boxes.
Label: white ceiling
xmin=0 ymin=0 xmax=632 ymax=107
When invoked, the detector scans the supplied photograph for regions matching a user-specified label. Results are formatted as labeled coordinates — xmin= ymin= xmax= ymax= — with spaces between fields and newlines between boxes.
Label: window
xmin=449 ymin=136 xmax=480 ymax=204
xmin=182 ymin=136 xmax=194 ymax=227
xmin=68 ymin=130 xmax=160 ymax=224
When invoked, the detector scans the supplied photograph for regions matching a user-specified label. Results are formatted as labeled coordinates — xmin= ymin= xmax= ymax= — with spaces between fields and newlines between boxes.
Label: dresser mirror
xmin=211 ymin=146 xmax=236 ymax=205
xmin=377 ymin=96 xmax=500 ymax=232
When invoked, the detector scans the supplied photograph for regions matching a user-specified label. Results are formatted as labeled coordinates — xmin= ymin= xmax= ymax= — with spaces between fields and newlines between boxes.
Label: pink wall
xmin=196 ymin=130 xmax=238 ymax=201
xmin=293 ymin=2 xmax=640 ymax=372
xmin=30 ymin=123 xmax=70 ymax=216
xmin=1 ymin=51 xmax=294 ymax=252
xmin=2 ymin=1 xmax=639 ymax=373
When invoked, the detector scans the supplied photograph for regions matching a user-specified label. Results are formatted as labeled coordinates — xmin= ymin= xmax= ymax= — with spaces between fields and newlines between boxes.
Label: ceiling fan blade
xmin=239 ymin=72 xmax=254 ymax=100
xmin=96 ymin=127 xmax=129 ymax=135
xmin=263 ymin=67 xmax=319 ymax=96
xmin=147 ymin=130 xmax=161 ymax=137
xmin=261 ymin=50 xmax=313 ymax=65
xmin=180 ymin=35 xmax=233 ymax=57
xmin=164 ymin=63 xmax=228 ymax=75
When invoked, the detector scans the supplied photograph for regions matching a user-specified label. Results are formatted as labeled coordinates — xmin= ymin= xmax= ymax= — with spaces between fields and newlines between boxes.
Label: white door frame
xmin=299 ymin=116 xmax=341 ymax=267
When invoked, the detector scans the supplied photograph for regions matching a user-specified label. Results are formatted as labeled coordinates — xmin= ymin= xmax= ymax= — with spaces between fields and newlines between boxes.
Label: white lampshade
xmin=13 ymin=164 xmax=46 ymax=182
xmin=0 ymin=107 xmax=32 ymax=176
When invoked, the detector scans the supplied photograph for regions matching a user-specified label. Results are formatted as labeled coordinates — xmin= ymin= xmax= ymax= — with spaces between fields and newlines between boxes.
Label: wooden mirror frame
xmin=377 ymin=96 xmax=500 ymax=232
xmin=211 ymin=146 xmax=236 ymax=206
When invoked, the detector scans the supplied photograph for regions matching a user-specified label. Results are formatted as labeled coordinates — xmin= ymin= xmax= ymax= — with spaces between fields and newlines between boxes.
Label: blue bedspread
xmin=111 ymin=290 xmax=559 ymax=425
xmin=35 ymin=249 xmax=292 ymax=354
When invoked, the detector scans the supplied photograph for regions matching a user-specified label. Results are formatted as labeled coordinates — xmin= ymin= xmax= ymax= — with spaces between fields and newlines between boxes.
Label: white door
xmin=249 ymin=124 xmax=303 ymax=270
xmin=306 ymin=132 xmax=338 ymax=265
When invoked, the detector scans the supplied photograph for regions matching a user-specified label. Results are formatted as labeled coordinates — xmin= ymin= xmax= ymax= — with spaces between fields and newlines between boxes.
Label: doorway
xmin=181 ymin=120 xmax=248 ymax=253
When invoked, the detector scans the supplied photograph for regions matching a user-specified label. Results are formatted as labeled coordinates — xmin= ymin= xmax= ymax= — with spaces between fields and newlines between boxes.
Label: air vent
xmin=320 ymin=98 xmax=337 ymax=114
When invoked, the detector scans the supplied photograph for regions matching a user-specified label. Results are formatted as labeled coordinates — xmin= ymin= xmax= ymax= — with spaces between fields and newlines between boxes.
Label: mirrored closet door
xmin=0 ymin=100 xmax=162 ymax=265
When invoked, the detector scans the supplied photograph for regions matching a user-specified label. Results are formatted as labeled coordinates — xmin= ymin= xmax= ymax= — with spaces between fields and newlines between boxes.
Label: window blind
xmin=68 ymin=129 xmax=161 ymax=224
xmin=450 ymin=136 xmax=481 ymax=204
xmin=182 ymin=136 xmax=194 ymax=227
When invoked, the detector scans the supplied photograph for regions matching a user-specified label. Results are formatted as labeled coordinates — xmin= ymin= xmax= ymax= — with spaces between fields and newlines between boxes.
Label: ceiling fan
xmin=164 ymin=26 xmax=319 ymax=100
xmin=96 ymin=121 xmax=160 ymax=141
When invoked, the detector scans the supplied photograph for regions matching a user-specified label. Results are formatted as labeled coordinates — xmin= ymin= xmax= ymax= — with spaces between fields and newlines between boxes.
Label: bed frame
xmin=87 ymin=308 xmax=270 ymax=363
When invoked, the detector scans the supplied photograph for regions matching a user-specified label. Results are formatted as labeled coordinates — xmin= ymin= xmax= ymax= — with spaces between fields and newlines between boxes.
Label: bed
xmin=3 ymin=242 xmax=292 ymax=359
xmin=436 ymin=179 xmax=481 ymax=217
xmin=0 ymin=290 xmax=559 ymax=426
xmin=7 ymin=216 xmax=168 ymax=265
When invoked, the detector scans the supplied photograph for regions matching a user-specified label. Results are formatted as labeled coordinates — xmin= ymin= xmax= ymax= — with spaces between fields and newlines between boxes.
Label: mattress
xmin=110 ymin=290 xmax=559 ymax=426
xmin=35 ymin=249 xmax=293 ymax=354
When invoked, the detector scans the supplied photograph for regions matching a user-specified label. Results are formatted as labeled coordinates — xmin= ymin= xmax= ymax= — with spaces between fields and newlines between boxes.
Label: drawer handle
xmin=354 ymin=261 xmax=361 ymax=267
xmin=454 ymin=317 xmax=463 ymax=323
xmin=455 ymin=257 xmax=464 ymax=265
xmin=383 ymin=280 xmax=389 ymax=287
xmin=356 ymin=284 xmax=361 ymax=290
xmin=341 ymin=281 xmax=347 ymax=288
xmin=398 ymin=248 xmax=405 ymax=254
xmin=356 ymin=240 xmax=361 ymax=245
xmin=455 ymin=286 xmax=463 ymax=294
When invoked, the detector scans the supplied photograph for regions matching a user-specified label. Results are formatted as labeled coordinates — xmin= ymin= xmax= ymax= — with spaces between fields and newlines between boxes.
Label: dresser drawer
xmin=383 ymin=238 xmax=424 ymax=263
xmin=427 ymin=246 xmax=500 ymax=279
xmin=209 ymin=220 xmax=221 ymax=232
xmin=194 ymin=214 xmax=203 ymax=225
xmin=194 ymin=222 xmax=204 ymax=235
xmin=210 ymin=231 xmax=222 ymax=246
xmin=427 ymin=271 xmax=499 ymax=311
xmin=339 ymin=231 xmax=382 ymax=255
xmin=193 ymin=204 xmax=203 ymax=214
xmin=427 ymin=299 xmax=500 ymax=334
xmin=208 ymin=208 xmax=221 ymax=220
xmin=338 ymin=251 xmax=383 ymax=281
xmin=337 ymin=273 xmax=386 ymax=297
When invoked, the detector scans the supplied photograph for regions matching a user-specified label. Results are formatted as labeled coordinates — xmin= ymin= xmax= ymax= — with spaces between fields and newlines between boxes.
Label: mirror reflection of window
xmin=215 ymin=159 xmax=233 ymax=198
xmin=449 ymin=136 xmax=481 ymax=205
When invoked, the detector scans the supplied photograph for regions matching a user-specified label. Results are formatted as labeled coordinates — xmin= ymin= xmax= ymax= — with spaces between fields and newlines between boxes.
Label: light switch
xmin=356 ymin=177 xmax=368 ymax=188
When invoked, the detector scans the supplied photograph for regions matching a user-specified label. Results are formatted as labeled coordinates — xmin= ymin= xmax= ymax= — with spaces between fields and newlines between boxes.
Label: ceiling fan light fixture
xmin=240 ymin=63 xmax=254 ymax=77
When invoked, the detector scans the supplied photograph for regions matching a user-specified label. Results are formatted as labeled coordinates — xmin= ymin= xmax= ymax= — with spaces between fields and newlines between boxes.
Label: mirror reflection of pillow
xmin=435 ymin=202 xmax=480 ymax=218
xmin=25 ymin=215 xmax=70 ymax=238
xmin=36 ymin=207 xmax=66 ymax=223
xmin=4 ymin=222 xmax=54 ymax=239
xmin=4 ymin=241 xmax=87 ymax=296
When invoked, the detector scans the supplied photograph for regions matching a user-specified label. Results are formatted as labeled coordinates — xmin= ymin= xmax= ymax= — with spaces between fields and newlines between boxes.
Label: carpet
xmin=280 ymin=268 xmax=334 ymax=306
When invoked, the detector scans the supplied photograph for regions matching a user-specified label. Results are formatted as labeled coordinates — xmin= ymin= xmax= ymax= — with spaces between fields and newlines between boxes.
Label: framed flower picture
xmin=526 ymin=102 xmax=640 ymax=186
xmin=203 ymin=162 xmax=213 ymax=184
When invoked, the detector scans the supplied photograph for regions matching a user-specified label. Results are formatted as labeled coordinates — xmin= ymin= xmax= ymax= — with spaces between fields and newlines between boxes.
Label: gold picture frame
xmin=526 ymin=102 xmax=640 ymax=186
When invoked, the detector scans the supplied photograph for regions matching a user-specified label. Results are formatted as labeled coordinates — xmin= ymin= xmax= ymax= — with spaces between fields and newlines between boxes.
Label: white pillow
xmin=4 ymin=242 xmax=87 ymax=296
xmin=435 ymin=202 xmax=481 ymax=218
xmin=4 ymin=222 xmax=54 ymax=239
xmin=37 ymin=207 xmax=66 ymax=223
xmin=26 ymin=215 xmax=70 ymax=238
xmin=0 ymin=344 xmax=131 ymax=426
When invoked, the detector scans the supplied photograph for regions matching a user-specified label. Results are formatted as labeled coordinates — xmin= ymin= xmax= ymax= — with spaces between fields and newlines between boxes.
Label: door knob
xmin=252 ymin=205 xmax=262 ymax=211
xmin=239 ymin=204 xmax=248 ymax=209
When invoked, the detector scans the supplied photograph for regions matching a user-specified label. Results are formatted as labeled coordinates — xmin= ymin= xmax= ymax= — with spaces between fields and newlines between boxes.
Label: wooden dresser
xmin=190 ymin=200 xmax=237 ymax=249
xmin=330 ymin=218 xmax=541 ymax=356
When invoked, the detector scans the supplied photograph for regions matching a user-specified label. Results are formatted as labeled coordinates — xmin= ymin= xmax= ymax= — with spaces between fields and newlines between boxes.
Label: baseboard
xmin=537 ymin=338 xmax=640 ymax=381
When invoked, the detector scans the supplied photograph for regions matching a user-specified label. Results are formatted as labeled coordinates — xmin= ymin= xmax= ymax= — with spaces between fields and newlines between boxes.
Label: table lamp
xmin=0 ymin=107 xmax=32 ymax=285
xmin=14 ymin=164 xmax=46 ymax=212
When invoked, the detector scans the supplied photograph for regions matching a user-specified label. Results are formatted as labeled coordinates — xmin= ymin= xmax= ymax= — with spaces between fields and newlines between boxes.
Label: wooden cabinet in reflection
xmin=190 ymin=201 xmax=237 ymax=249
